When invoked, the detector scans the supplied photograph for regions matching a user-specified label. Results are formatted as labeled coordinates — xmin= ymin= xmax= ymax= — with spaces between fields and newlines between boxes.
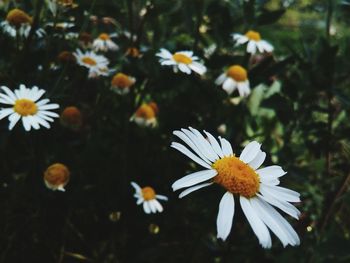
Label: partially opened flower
xmin=44 ymin=163 xmax=70 ymax=192
xmin=131 ymin=181 xmax=168 ymax=214
xmin=0 ymin=85 xmax=59 ymax=131
xmin=156 ymin=48 xmax=207 ymax=75
xmin=233 ymin=30 xmax=273 ymax=54
xmin=110 ymin=73 xmax=136 ymax=95
xmin=73 ymin=49 xmax=110 ymax=78
xmin=1 ymin=8 xmax=45 ymax=38
xmin=171 ymin=127 xmax=300 ymax=248
xmin=215 ymin=65 xmax=250 ymax=97
xmin=93 ymin=33 xmax=119 ymax=52
xmin=131 ymin=102 xmax=158 ymax=128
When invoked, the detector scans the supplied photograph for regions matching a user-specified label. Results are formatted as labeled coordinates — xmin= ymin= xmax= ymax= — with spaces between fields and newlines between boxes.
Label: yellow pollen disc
xmin=6 ymin=9 xmax=33 ymax=26
xmin=135 ymin=104 xmax=156 ymax=120
xmin=142 ymin=186 xmax=156 ymax=201
xmin=212 ymin=156 xmax=260 ymax=198
xmin=82 ymin=56 xmax=97 ymax=66
xmin=14 ymin=99 xmax=38 ymax=116
xmin=245 ymin=30 xmax=261 ymax=41
xmin=44 ymin=163 xmax=70 ymax=186
xmin=172 ymin=53 xmax=192 ymax=65
xmin=99 ymin=33 xmax=110 ymax=41
xmin=111 ymin=73 xmax=133 ymax=88
xmin=226 ymin=65 xmax=248 ymax=82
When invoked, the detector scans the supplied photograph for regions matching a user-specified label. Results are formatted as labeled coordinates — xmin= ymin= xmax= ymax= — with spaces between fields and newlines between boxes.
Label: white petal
xmin=257 ymin=166 xmax=286 ymax=182
xmin=188 ymin=62 xmax=206 ymax=75
xmin=8 ymin=113 xmax=21 ymax=130
xmin=143 ymin=201 xmax=151 ymax=214
xmin=247 ymin=41 xmax=257 ymax=54
xmin=1 ymin=86 xmax=17 ymax=101
xmin=240 ymin=196 xmax=272 ymax=248
xmin=0 ymin=94 xmax=15 ymax=104
xmin=257 ymin=193 xmax=300 ymax=219
xmin=172 ymin=169 xmax=217 ymax=191
xmin=237 ymin=81 xmax=251 ymax=97
xmin=0 ymin=108 xmax=14 ymax=120
xmin=178 ymin=64 xmax=191 ymax=74
xmin=35 ymin=115 xmax=51 ymax=129
xmin=240 ymin=141 xmax=261 ymax=163
xmin=136 ymin=198 xmax=144 ymax=205
xmin=38 ymin=103 xmax=59 ymax=110
xmin=36 ymin=99 xmax=50 ymax=107
xmin=156 ymin=194 xmax=168 ymax=201
xmin=260 ymin=40 xmax=274 ymax=52
xmin=31 ymin=89 xmax=46 ymax=102
xmin=27 ymin=115 xmax=40 ymax=130
xmin=38 ymin=110 xmax=59 ymax=118
xmin=203 ymin=131 xmax=224 ymax=158
xmin=259 ymin=184 xmax=300 ymax=203
xmin=216 ymin=192 xmax=235 ymax=241
xmin=149 ymin=200 xmax=157 ymax=213
xmin=178 ymin=182 xmax=213 ymax=198
xmin=131 ymin=181 xmax=141 ymax=193
xmin=222 ymin=78 xmax=236 ymax=95
xmin=161 ymin=60 xmax=176 ymax=66
xmin=171 ymin=142 xmax=211 ymax=169
xmin=215 ymin=73 xmax=227 ymax=85
xmin=153 ymin=199 xmax=164 ymax=213
xmin=219 ymin=137 xmax=233 ymax=156
xmin=22 ymin=116 xmax=31 ymax=131
xmin=248 ymin=151 xmax=266 ymax=170
xmin=187 ymin=127 xmax=219 ymax=161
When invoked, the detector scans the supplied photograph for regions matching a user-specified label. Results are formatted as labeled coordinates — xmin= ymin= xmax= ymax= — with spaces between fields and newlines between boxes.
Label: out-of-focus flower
xmin=171 ymin=127 xmax=301 ymax=248
xmin=47 ymin=0 xmax=78 ymax=15
xmin=125 ymin=47 xmax=141 ymax=58
xmin=110 ymin=73 xmax=135 ymax=95
xmin=60 ymin=106 xmax=82 ymax=130
xmin=73 ymin=49 xmax=110 ymax=78
xmin=45 ymin=21 xmax=75 ymax=30
xmin=156 ymin=48 xmax=207 ymax=75
xmin=215 ymin=65 xmax=250 ymax=97
xmin=1 ymin=8 xmax=45 ymax=38
xmin=131 ymin=181 xmax=168 ymax=214
xmin=0 ymin=85 xmax=59 ymax=131
xmin=233 ymin=30 xmax=273 ymax=54
xmin=204 ymin=43 xmax=217 ymax=59
xmin=131 ymin=102 xmax=158 ymax=128
xmin=57 ymin=51 xmax=76 ymax=63
xmin=44 ymin=163 xmax=70 ymax=192
xmin=92 ymin=33 xmax=118 ymax=52
xmin=217 ymin=124 xmax=227 ymax=135
xmin=78 ymin=32 xmax=92 ymax=49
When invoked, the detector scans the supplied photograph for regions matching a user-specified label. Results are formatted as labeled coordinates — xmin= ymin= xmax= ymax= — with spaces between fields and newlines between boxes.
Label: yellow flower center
xmin=82 ymin=56 xmax=97 ymax=66
xmin=142 ymin=186 xmax=156 ymax=201
xmin=226 ymin=65 xmax=248 ymax=82
xmin=212 ymin=156 xmax=260 ymax=198
xmin=6 ymin=9 xmax=32 ymax=26
xmin=14 ymin=99 xmax=38 ymax=116
xmin=44 ymin=163 xmax=70 ymax=187
xmin=111 ymin=73 xmax=133 ymax=88
xmin=135 ymin=104 xmax=156 ymax=120
xmin=245 ymin=30 xmax=261 ymax=41
xmin=60 ymin=106 xmax=82 ymax=129
xmin=172 ymin=53 xmax=192 ymax=65
xmin=99 ymin=33 xmax=110 ymax=41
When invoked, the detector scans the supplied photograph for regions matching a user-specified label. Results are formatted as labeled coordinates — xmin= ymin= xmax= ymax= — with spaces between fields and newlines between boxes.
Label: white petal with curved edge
xmin=247 ymin=41 xmax=257 ymax=54
xmin=172 ymin=169 xmax=217 ymax=191
xmin=35 ymin=115 xmax=51 ymax=129
xmin=38 ymin=103 xmax=59 ymax=110
xmin=178 ymin=64 xmax=191 ymax=74
xmin=222 ymin=78 xmax=236 ymax=95
xmin=240 ymin=141 xmax=261 ymax=163
xmin=248 ymin=151 xmax=266 ymax=170
xmin=178 ymin=182 xmax=213 ymax=198
xmin=188 ymin=127 xmax=219 ymax=161
xmin=219 ymin=137 xmax=233 ymax=156
xmin=260 ymin=184 xmax=300 ymax=203
xmin=189 ymin=62 xmax=206 ymax=75
xmin=131 ymin=181 xmax=141 ymax=193
xmin=161 ymin=60 xmax=176 ymax=66
xmin=22 ymin=116 xmax=31 ymax=131
xmin=217 ymin=192 xmax=235 ymax=240
xmin=240 ymin=196 xmax=272 ymax=248
xmin=148 ymin=201 xmax=157 ymax=213
xmin=0 ymin=93 xmax=15 ymax=104
xmin=260 ymin=40 xmax=274 ymax=52
xmin=38 ymin=110 xmax=59 ymax=118
xmin=156 ymin=194 xmax=168 ymax=201
xmin=257 ymin=166 xmax=286 ymax=181
xmin=257 ymin=193 xmax=300 ymax=219
xmin=0 ymin=108 xmax=14 ymax=120
xmin=143 ymin=201 xmax=151 ymax=214
xmin=8 ymin=113 xmax=21 ymax=130
xmin=204 ymin=131 xmax=224 ymax=158
xmin=215 ymin=73 xmax=227 ymax=85
xmin=1 ymin=86 xmax=17 ymax=101
xmin=136 ymin=198 xmax=143 ymax=205
xmin=31 ymin=89 xmax=46 ymax=102
xmin=171 ymin=142 xmax=211 ymax=169
xmin=153 ymin=199 xmax=163 ymax=212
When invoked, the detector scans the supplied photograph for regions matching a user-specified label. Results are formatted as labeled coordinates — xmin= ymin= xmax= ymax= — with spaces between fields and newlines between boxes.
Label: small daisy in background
xmin=156 ymin=48 xmax=207 ymax=75
xmin=130 ymin=102 xmax=158 ymax=128
xmin=215 ymin=65 xmax=250 ymax=97
xmin=0 ymin=85 xmax=59 ymax=131
xmin=131 ymin=181 xmax=168 ymax=214
xmin=44 ymin=163 xmax=70 ymax=192
xmin=110 ymin=73 xmax=136 ymax=95
xmin=74 ymin=49 xmax=110 ymax=78
xmin=233 ymin=30 xmax=273 ymax=54
xmin=1 ymin=8 xmax=45 ymax=38
xmin=92 ymin=33 xmax=119 ymax=52
xmin=171 ymin=127 xmax=300 ymax=248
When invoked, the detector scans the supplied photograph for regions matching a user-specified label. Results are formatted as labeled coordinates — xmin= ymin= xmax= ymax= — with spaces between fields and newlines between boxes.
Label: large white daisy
xmin=0 ymin=85 xmax=59 ymax=131
xmin=171 ymin=127 xmax=300 ymax=248
xmin=233 ymin=30 xmax=273 ymax=54
xmin=156 ymin=48 xmax=207 ymax=75
xmin=215 ymin=65 xmax=250 ymax=97
xmin=73 ymin=49 xmax=110 ymax=78
xmin=131 ymin=181 xmax=168 ymax=214
xmin=92 ymin=33 xmax=119 ymax=52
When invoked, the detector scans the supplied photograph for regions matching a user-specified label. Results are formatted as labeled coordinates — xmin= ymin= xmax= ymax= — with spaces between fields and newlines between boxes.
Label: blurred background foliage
xmin=0 ymin=0 xmax=350 ymax=262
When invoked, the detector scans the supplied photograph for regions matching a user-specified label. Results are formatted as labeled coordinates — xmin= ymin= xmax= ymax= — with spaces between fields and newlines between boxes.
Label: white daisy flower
xmin=156 ymin=48 xmax=207 ymax=75
xmin=233 ymin=30 xmax=274 ymax=54
xmin=92 ymin=33 xmax=119 ymax=52
xmin=171 ymin=127 xmax=301 ymax=248
xmin=131 ymin=181 xmax=168 ymax=214
xmin=1 ymin=8 xmax=45 ymax=38
xmin=130 ymin=102 xmax=158 ymax=128
xmin=215 ymin=65 xmax=250 ymax=97
xmin=0 ymin=85 xmax=60 ymax=131
xmin=110 ymin=73 xmax=136 ymax=95
xmin=73 ymin=49 xmax=110 ymax=78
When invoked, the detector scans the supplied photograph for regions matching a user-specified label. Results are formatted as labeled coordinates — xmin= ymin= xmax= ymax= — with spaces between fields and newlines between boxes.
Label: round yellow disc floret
xmin=226 ymin=65 xmax=248 ymax=82
xmin=245 ymin=30 xmax=261 ymax=41
xmin=172 ymin=53 xmax=192 ymax=65
xmin=14 ymin=99 xmax=38 ymax=116
xmin=6 ymin=9 xmax=32 ymax=26
xmin=142 ymin=186 xmax=156 ymax=201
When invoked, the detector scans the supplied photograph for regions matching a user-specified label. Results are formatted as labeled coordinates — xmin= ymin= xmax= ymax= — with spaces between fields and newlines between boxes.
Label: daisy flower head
xmin=131 ymin=181 xmax=168 ymax=214
xmin=92 ymin=33 xmax=119 ymax=52
xmin=156 ymin=48 xmax=207 ymax=75
xmin=171 ymin=127 xmax=301 ymax=248
xmin=215 ymin=65 xmax=250 ymax=97
xmin=0 ymin=85 xmax=60 ymax=131
xmin=44 ymin=163 xmax=70 ymax=192
xmin=233 ymin=30 xmax=273 ymax=54
xmin=110 ymin=73 xmax=136 ymax=95
xmin=73 ymin=49 xmax=110 ymax=78
xmin=131 ymin=102 xmax=158 ymax=128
